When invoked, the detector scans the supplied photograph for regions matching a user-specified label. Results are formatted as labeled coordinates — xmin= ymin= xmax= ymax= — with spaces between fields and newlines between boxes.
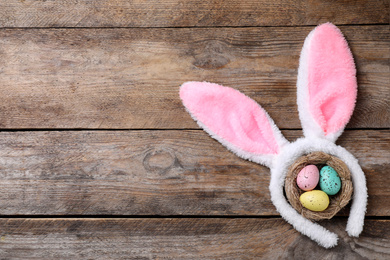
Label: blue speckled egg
xmin=319 ymin=166 xmax=341 ymax=195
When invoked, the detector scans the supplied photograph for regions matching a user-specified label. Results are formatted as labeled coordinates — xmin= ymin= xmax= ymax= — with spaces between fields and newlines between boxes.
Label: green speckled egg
xmin=319 ymin=166 xmax=341 ymax=195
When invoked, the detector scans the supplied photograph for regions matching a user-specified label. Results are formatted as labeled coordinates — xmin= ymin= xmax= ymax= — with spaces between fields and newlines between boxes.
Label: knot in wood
xmin=192 ymin=40 xmax=231 ymax=69
xmin=143 ymin=149 xmax=176 ymax=176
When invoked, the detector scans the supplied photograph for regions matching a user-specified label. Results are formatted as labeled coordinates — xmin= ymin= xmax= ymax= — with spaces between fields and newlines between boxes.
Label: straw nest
xmin=285 ymin=152 xmax=353 ymax=221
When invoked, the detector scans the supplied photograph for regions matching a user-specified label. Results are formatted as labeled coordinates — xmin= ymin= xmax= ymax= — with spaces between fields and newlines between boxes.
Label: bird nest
xmin=285 ymin=152 xmax=353 ymax=221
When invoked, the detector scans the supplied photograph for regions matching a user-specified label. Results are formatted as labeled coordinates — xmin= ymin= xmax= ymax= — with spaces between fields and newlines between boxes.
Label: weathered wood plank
xmin=0 ymin=218 xmax=388 ymax=259
xmin=0 ymin=26 xmax=388 ymax=129
xmin=0 ymin=130 xmax=387 ymax=216
xmin=0 ymin=0 xmax=388 ymax=28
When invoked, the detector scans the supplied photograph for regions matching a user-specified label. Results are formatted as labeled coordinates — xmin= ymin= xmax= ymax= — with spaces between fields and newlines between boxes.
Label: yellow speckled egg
xmin=300 ymin=190 xmax=329 ymax=211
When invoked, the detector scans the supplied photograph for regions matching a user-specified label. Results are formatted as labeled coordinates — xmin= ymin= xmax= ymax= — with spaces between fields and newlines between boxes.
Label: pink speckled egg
xmin=296 ymin=165 xmax=319 ymax=191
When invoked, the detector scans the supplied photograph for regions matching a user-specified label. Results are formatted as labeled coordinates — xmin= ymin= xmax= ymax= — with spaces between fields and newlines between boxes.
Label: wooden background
xmin=0 ymin=0 xmax=389 ymax=258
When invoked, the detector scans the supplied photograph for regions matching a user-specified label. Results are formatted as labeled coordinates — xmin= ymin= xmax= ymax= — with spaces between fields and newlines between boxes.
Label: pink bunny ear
xmin=180 ymin=81 xmax=288 ymax=167
xmin=297 ymin=23 xmax=357 ymax=142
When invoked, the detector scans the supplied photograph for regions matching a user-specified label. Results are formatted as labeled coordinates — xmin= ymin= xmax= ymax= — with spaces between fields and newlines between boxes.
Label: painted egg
xmin=296 ymin=165 xmax=319 ymax=191
xmin=319 ymin=166 xmax=341 ymax=195
xmin=300 ymin=190 xmax=330 ymax=211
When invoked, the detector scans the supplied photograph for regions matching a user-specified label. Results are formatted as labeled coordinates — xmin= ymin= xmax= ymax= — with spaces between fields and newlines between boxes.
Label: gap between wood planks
xmin=1 ymin=22 xmax=389 ymax=30
xmin=0 ymin=128 xmax=388 ymax=132
xmin=0 ymin=215 xmax=388 ymax=219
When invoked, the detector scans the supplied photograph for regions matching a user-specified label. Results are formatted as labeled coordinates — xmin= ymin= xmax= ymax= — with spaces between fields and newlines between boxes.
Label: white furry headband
xmin=179 ymin=23 xmax=367 ymax=248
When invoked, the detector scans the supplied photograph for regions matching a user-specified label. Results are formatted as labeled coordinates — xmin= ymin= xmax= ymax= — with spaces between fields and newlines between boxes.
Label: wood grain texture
xmin=0 ymin=0 xmax=388 ymax=28
xmin=0 ymin=218 xmax=388 ymax=259
xmin=0 ymin=1 xmax=388 ymax=257
xmin=0 ymin=130 xmax=387 ymax=216
xmin=0 ymin=26 xmax=388 ymax=129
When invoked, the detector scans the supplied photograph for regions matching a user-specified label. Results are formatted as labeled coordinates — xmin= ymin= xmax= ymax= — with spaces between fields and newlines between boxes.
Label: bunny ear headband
xmin=179 ymin=23 xmax=367 ymax=248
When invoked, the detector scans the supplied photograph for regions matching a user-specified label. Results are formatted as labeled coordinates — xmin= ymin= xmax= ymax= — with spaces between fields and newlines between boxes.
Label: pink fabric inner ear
xmin=180 ymin=82 xmax=279 ymax=154
xmin=308 ymin=23 xmax=357 ymax=135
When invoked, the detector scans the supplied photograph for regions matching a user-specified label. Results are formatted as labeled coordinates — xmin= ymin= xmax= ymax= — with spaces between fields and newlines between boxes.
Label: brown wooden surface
xmin=0 ymin=0 xmax=389 ymax=258
xmin=0 ymin=26 xmax=388 ymax=129
xmin=0 ymin=130 xmax=388 ymax=216
xmin=0 ymin=218 xmax=388 ymax=259
xmin=0 ymin=0 xmax=388 ymax=27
